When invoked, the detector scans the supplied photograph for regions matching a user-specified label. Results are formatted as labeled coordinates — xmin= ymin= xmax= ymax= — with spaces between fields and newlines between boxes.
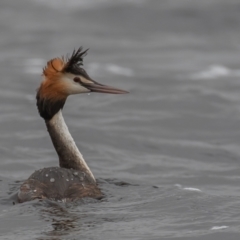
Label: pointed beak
xmin=80 ymin=79 xmax=129 ymax=94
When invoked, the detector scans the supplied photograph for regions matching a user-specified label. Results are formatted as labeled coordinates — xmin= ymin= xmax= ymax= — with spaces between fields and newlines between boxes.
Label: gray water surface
xmin=1 ymin=0 xmax=240 ymax=239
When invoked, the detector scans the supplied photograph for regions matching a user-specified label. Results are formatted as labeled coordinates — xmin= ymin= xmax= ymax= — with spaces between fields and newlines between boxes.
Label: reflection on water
xmin=40 ymin=202 xmax=80 ymax=238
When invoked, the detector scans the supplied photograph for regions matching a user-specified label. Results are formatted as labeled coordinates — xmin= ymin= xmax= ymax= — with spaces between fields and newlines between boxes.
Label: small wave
xmin=175 ymin=184 xmax=202 ymax=192
xmin=23 ymin=58 xmax=45 ymax=74
xmin=211 ymin=226 xmax=229 ymax=230
xmin=190 ymin=65 xmax=240 ymax=80
xmin=32 ymin=0 xmax=145 ymax=10
xmin=88 ymin=62 xmax=135 ymax=77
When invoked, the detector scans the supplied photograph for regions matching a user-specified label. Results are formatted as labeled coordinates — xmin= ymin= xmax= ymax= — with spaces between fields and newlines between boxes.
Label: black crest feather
xmin=64 ymin=47 xmax=89 ymax=75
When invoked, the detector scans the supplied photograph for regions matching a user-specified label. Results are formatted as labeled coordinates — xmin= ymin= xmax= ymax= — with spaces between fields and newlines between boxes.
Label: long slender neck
xmin=45 ymin=110 xmax=95 ymax=182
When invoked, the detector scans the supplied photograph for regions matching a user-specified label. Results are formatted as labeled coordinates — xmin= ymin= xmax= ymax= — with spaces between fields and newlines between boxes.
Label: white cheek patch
xmin=68 ymin=82 xmax=90 ymax=94
xmin=61 ymin=75 xmax=90 ymax=95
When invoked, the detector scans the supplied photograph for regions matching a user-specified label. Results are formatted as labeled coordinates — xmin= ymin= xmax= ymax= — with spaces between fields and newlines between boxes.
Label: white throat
xmin=46 ymin=110 xmax=95 ymax=182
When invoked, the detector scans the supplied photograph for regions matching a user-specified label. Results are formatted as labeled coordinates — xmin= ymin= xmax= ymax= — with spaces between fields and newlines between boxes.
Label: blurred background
xmin=1 ymin=0 xmax=240 ymax=239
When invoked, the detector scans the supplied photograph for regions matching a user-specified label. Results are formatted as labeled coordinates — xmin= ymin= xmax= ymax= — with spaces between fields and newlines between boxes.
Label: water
xmin=1 ymin=0 xmax=240 ymax=239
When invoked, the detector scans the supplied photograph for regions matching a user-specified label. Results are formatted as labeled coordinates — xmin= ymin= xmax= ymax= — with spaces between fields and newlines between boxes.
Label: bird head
xmin=37 ymin=47 xmax=128 ymax=120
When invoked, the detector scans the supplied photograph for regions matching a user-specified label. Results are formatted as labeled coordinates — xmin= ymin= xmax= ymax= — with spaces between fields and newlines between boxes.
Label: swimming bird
xmin=18 ymin=47 xmax=128 ymax=203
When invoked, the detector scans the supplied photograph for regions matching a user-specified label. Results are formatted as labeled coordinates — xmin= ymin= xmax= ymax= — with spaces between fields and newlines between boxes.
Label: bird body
xmin=18 ymin=48 xmax=128 ymax=203
xmin=18 ymin=167 xmax=102 ymax=202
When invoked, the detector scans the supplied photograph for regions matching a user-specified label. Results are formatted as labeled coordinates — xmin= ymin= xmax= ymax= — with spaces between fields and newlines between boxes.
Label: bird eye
xmin=73 ymin=77 xmax=80 ymax=82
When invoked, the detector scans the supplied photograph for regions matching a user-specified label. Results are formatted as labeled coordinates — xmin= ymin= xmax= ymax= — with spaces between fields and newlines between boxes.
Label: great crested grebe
xmin=18 ymin=47 xmax=128 ymax=203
